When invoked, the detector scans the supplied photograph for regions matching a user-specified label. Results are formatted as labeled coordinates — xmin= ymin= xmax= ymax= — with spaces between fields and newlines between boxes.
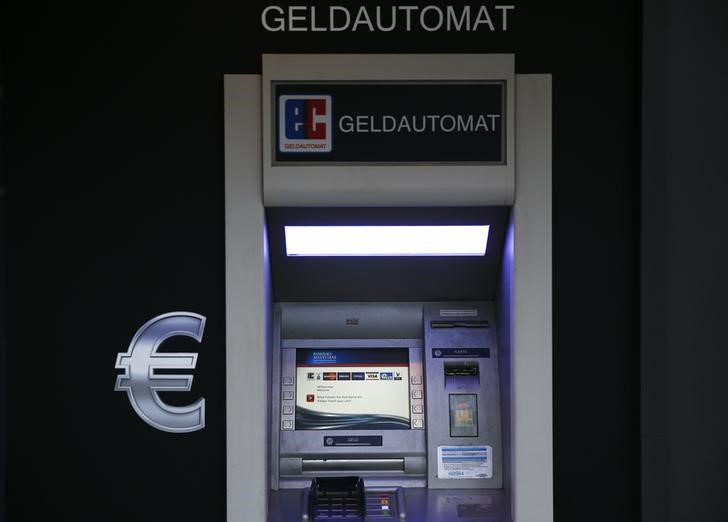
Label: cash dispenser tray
xmin=305 ymin=477 xmax=404 ymax=521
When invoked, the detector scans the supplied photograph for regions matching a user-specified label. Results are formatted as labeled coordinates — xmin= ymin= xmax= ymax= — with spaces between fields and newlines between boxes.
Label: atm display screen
xmin=295 ymin=348 xmax=411 ymax=430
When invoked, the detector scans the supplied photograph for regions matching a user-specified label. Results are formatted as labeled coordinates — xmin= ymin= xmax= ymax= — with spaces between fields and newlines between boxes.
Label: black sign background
xmin=2 ymin=2 xmax=647 ymax=522
xmin=274 ymin=82 xmax=504 ymax=163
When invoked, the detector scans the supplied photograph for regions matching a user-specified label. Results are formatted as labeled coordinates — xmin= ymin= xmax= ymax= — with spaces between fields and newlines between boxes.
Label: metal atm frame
xmin=224 ymin=54 xmax=552 ymax=521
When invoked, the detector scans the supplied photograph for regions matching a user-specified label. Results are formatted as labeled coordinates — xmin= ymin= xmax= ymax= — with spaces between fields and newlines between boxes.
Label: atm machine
xmin=224 ymin=55 xmax=552 ymax=521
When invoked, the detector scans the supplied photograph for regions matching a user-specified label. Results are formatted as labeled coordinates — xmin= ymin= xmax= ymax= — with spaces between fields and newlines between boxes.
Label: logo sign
xmin=324 ymin=435 xmax=384 ymax=447
xmin=278 ymin=95 xmax=332 ymax=153
xmin=433 ymin=347 xmax=491 ymax=358
xmin=115 ymin=312 xmax=206 ymax=433
xmin=273 ymin=81 xmax=504 ymax=164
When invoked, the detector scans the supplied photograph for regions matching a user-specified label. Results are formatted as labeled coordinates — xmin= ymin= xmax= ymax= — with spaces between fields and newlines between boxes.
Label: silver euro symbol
xmin=115 ymin=312 xmax=206 ymax=433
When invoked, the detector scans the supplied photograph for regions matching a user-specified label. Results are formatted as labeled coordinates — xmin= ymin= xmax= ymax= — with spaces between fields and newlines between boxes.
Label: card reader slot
xmin=444 ymin=361 xmax=480 ymax=377
xmin=302 ymin=459 xmax=405 ymax=473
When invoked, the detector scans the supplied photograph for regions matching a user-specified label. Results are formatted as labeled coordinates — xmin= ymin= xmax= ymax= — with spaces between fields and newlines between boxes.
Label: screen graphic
xmin=295 ymin=348 xmax=410 ymax=430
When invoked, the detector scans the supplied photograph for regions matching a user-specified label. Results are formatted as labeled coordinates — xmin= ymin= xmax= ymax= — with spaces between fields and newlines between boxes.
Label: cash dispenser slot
xmin=302 ymin=459 xmax=405 ymax=473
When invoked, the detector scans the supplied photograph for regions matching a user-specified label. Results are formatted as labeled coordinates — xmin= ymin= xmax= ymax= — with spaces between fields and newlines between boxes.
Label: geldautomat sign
xmin=274 ymin=81 xmax=505 ymax=164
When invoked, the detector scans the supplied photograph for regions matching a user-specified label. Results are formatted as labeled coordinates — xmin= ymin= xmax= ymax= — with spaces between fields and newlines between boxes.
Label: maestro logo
xmin=279 ymin=95 xmax=332 ymax=153
xmin=114 ymin=312 xmax=206 ymax=433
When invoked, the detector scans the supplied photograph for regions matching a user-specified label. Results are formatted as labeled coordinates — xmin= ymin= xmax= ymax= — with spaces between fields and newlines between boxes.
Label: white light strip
xmin=285 ymin=225 xmax=490 ymax=257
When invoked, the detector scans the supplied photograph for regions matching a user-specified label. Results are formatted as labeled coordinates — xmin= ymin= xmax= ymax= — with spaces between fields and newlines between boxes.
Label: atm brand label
xmin=273 ymin=82 xmax=505 ymax=164
xmin=278 ymin=95 xmax=332 ymax=153
xmin=433 ymin=348 xmax=491 ymax=358
xmin=324 ymin=436 xmax=383 ymax=447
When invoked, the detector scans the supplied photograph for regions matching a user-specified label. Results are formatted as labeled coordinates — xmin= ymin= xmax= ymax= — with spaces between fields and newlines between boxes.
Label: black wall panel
xmin=2 ymin=2 xmax=641 ymax=521
xmin=642 ymin=2 xmax=728 ymax=521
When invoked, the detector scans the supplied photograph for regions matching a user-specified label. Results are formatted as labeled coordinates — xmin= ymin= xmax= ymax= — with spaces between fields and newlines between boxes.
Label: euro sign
xmin=115 ymin=312 xmax=206 ymax=433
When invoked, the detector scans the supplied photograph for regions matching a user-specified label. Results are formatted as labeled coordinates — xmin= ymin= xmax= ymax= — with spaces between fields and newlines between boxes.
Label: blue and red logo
xmin=278 ymin=95 xmax=332 ymax=153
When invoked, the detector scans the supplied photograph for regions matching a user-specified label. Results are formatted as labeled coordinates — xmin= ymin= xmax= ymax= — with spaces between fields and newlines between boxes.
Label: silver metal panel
xmin=272 ymin=303 xmax=428 ymax=489
xmin=262 ymin=54 xmax=515 ymax=207
xmin=280 ymin=302 xmax=423 ymax=340
xmin=424 ymin=303 xmax=503 ymax=489
xmin=280 ymin=429 xmax=427 ymax=461
xmin=282 ymin=339 xmax=422 ymax=349
xmin=224 ymin=74 xmax=269 ymax=520
xmin=270 ymin=307 xmax=283 ymax=490
xmin=495 ymin=216 xmax=514 ymax=521
xmin=279 ymin=476 xmax=428 ymax=492
xmin=512 ymin=74 xmax=553 ymax=522
xmin=301 ymin=458 xmax=405 ymax=472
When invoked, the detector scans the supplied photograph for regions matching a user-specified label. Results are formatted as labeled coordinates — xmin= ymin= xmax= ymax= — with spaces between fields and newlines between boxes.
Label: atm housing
xmin=224 ymin=55 xmax=552 ymax=522
xmin=272 ymin=300 xmax=505 ymax=515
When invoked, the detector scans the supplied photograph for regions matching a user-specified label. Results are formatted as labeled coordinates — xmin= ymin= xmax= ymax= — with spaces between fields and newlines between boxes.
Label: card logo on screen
xmin=279 ymin=95 xmax=332 ymax=153
xmin=323 ymin=372 xmax=337 ymax=381
xmin=380 ymin=372 xmax=394 ymax=380
xmin=366 ymin=372 xmax=379 ymax=380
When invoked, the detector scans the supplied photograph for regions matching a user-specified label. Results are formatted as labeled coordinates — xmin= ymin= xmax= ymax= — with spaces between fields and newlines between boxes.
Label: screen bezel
xmin=276 ymin=339 xmax=425 ymax=457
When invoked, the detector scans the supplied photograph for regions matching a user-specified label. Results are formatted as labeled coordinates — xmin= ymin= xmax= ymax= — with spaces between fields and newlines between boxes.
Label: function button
xmin=412 ymin=404 xmax=423 ymax=414
xmin=282 ymin=420 xmax=293 ymax=430
xmin=412 ymin=390 xmax=423 ymax=399
xmin=283 ymin=376 xmax=294 ymax=386
xmin=411 ymin=375 xmax=422 ymax=385
xmin=283 ymin=391 xmax=294 ymax=400
xmin=413 ymin=419 xmax=424 ymax=429
xmin=282 ymin=405 xmax=293 ymax=415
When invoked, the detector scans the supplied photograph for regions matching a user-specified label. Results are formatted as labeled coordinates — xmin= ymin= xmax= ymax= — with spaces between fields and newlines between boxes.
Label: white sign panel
xmin=437 ymin=445 xmax=493 ymax=479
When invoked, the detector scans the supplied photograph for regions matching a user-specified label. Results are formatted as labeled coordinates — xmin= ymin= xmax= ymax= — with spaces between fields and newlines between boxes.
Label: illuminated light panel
xmin=284 ymin=225 xmax=490 ymax=257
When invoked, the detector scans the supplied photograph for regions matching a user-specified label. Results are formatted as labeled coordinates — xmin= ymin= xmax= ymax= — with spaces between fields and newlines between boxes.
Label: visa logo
xmin=279 ymin=95 xmax=332 ymax=153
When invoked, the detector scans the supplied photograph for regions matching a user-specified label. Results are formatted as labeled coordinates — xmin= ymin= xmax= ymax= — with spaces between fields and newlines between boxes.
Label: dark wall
xmin=641 ymin=2 xmax=728 ymax=521
xmin=2 ymin=2 xmax=641 ymax=521
xmin=1 ymin=83 xmax=6 ymax=521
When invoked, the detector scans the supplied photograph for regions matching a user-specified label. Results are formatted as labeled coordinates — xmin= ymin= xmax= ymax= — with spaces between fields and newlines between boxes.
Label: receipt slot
xmin=224 ymin=54 xmax=552 ymax=521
